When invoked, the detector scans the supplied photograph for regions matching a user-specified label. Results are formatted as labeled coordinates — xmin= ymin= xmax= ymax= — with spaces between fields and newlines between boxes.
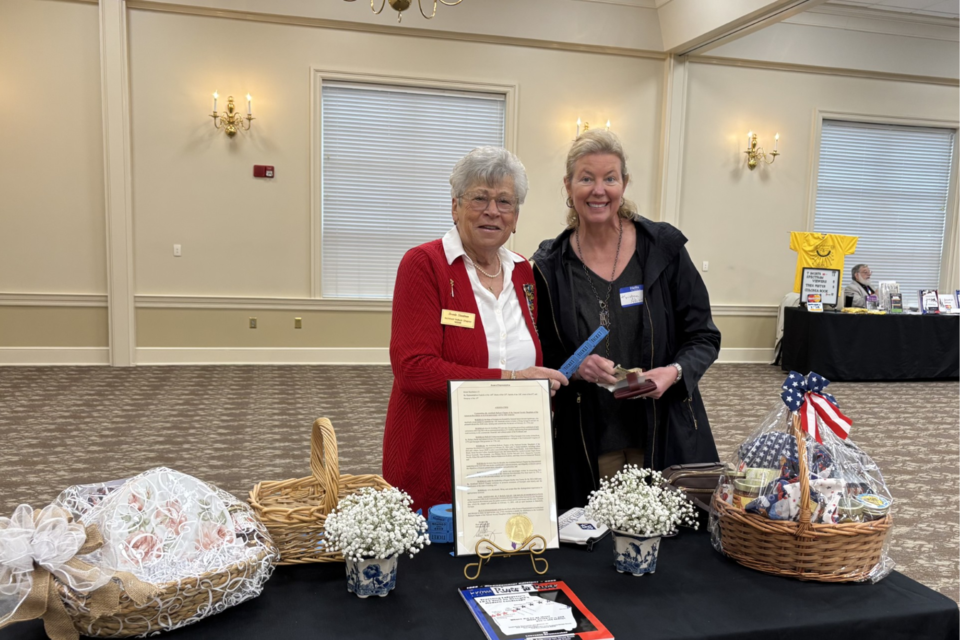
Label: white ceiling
xmin=829 ymin=0 xmax=959 ymax=18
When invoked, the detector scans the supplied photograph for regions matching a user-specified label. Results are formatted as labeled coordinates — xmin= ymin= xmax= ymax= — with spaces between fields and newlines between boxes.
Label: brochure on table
xmin=920 ymin=289 xmax=940 ymax=314
xmin=448 ymin=379 xmax=559 ymax=556
xmin=460 ymin=580 xmax=614 ymax=640
xmin=800 ymin=268 xmax=840 ymax=307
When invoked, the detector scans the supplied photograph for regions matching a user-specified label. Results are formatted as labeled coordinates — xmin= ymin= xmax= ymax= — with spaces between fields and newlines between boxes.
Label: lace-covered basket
xmin=0 ymin=468 xmax=279 ymax=639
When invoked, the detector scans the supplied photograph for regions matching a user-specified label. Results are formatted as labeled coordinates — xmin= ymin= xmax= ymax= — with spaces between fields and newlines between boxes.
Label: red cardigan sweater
xmin=382 ymin=239 xmax=543 ymax=512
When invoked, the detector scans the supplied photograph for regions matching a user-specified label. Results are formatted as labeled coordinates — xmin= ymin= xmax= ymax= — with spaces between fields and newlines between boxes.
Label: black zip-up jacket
xmin=531 ymin=217 xmax=721 ymax=510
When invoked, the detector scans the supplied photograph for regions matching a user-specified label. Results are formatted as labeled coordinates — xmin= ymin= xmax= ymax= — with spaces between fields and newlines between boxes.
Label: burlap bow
xmin=0 ymin=504 xmax=157 ymax=640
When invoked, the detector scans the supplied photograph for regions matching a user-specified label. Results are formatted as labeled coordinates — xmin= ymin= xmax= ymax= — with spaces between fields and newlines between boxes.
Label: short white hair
xmin=449 ymin=147 xmax=529 ymax=205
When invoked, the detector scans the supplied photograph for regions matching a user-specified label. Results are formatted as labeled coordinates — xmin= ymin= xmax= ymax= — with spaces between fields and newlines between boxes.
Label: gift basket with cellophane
xmin=0 ymin=467 xmax=278 ymax=639
xmin=709 ymin=371 xmax=894 ymax=583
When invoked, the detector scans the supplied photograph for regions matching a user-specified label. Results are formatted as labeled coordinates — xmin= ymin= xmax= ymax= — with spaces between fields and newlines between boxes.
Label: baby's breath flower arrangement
xmin=585 ymin=466 xmax=698 ymax=537
xmin=324 ymin=487 xmax=430 ymax=562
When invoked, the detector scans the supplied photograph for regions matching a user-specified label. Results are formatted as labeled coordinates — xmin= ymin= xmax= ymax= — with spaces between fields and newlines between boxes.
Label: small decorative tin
xmin=837 ymin=497 xmax=864 ymax=523
xmin=854 ymin=494 xmax=892 ymax=521
xmin=733 ymin=479 xmax=762 ymax=510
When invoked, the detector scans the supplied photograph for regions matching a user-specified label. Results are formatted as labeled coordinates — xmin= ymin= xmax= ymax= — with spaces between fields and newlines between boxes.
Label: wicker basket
xmin=248 ymin=417 xmax=391 ymax=564
xmin=55 ymin=544 xmax=275 ymax=637
xmin=714 ymin=414 xmax=892 ymax=583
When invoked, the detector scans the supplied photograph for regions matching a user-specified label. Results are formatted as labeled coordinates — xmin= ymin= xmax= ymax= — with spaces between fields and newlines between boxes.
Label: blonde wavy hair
xmin=564 ymin=129 xmax=638 ymax=229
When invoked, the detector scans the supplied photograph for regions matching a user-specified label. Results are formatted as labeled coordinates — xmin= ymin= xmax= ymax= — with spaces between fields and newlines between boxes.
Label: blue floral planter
xmin=611 ymin=531 xmax=661 ymax=576
xmin=345 ymin=556 xmax=398 ymax=598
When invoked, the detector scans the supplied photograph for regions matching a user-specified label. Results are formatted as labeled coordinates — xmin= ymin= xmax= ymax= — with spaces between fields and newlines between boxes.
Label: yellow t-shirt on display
xmin=789 ymin=232 xmax=858 ymax=293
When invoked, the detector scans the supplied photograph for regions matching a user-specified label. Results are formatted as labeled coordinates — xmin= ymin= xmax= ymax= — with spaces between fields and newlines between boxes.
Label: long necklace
xmin=575 ymin=218 xmax=623 ymax=356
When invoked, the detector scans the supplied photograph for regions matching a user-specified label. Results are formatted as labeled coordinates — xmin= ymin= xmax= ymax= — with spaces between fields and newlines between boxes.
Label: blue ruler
xmin=559 ymin=326 xmax=609 ymax=379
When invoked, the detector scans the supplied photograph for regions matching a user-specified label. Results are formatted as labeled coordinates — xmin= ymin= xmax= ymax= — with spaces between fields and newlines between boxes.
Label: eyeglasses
xmin=460 ymin=191 xmax=518 ymax=214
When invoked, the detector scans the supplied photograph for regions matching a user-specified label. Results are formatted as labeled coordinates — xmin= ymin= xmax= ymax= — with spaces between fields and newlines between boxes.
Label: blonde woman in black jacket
xmin=532 ymin=130 xmax=721 ymax=510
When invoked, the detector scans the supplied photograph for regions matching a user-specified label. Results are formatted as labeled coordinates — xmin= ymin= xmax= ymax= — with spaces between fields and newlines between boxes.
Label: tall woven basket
xmin=248 ymin=417 xmax=391 ymax=564
xmin=714 ymin=414 xmax=892 ymax=583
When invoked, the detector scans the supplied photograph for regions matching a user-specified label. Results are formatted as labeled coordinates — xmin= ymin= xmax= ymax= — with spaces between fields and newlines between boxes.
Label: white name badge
xmin=619 ymin=285 xmax=643 ymax=308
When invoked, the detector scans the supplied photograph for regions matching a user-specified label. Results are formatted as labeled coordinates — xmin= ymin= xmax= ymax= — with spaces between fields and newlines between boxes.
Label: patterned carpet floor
xmin=1 ymin=364 xmax=956 ymax=601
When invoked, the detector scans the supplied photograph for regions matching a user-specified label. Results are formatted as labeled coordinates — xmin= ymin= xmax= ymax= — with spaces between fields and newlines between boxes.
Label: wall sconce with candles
xmin=343 ymin=0 xmax=464 ymax=23
xmin=575 ymin=117 xmax=611 ymax=139
xmin=211 ymin=92 xmax=254 ymax=137
xmin=744 ymin=131 xmax=779 ymax=169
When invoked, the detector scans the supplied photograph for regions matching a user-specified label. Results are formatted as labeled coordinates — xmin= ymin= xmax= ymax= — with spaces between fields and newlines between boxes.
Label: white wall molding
xmin=689 ymin=55 xmax=959 ymax=86
xmin=789 ymin=5 xmax=960 ymax=42
xmin=140 ymin=346 xmax=775 ymax=365
xmin=716 ymin=347 xmax=775 ymax=363
xmin=576 ymin=0 xmax=656 ymax=7
xmin=711 ymin=304 xmax=778 ymax=316
xmin=0 ymin=294 xmax=775 ymax=316
xmin=658 ymin=55 xmax=688 ymax=226
xmin=137 ymin=347 xmax=390 ymax=365
xmin=0 ymin=345 xmax=769 ymax=366
xmin=100 ymin=0 xmax=137 ymax=366
xmin=135 ymin=294 xmax=392 ymax=311
xmin=0 ymin=347 xmax=110 ymax=365
xmin=0 ymin=293 xmax=108 ymax=307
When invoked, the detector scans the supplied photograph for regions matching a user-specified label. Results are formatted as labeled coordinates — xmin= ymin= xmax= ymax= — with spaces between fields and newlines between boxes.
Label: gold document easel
xmin=463 ymin=534 xmax=549 ymax=580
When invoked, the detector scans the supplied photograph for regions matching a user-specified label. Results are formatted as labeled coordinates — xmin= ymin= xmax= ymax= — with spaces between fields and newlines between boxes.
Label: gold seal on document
xmin=505 ymin=515 xmax=534 ymax=544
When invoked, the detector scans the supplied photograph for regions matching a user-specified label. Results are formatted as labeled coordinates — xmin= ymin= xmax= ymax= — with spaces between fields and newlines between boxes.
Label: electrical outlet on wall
xmin=294 ymin=317 xmax=302 ymax=329
xmin=249 ymin=317 xmax=257 ymax=329
xmin=173 ymin=244 xmax=182 ymax=257
xmin=702 ymin=261 xmax=709 ymax=272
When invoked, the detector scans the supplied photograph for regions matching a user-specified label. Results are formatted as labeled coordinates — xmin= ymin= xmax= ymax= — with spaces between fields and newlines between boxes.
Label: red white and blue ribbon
xmin=780 ymin=371 xmax=851 ymax=444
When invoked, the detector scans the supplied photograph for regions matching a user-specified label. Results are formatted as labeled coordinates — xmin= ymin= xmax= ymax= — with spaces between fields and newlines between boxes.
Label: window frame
xmin=804 ymin=109 xmax=960 ymax=295
xmin=310 ymin=68 xmax=519 ymax=304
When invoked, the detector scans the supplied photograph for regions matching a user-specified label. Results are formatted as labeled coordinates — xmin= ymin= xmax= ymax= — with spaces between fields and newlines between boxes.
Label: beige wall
xmin=138 ymin=0 xmax=665 ymax=52
xmin=128 ymin=9 xmax=664 ymax=295
xmin=714 ymin=315 xmax=776 ymax=350
xmin=712 ymin=15 xmax=960 ymax=80
xmin=679 ymin=62 xmax=959 ymax=308
xmin=0 ymin=307 xmax=108 ymax=347
xmin=0 ymin=0 xmax=106 ymax=295
xmin=137 ymin=308 xmax=391 ymax=348
xmin=2 ymin=0 xmax=957 ymax=360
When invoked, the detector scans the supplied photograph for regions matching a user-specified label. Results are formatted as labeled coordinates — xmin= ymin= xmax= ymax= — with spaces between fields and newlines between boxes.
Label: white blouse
xmin=442 ymin=227 xmax=536 ymax=371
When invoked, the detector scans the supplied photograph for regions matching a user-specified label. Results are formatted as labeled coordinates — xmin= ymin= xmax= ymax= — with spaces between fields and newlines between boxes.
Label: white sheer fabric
xmin=0 ymin=504 xmax=113 ymax=625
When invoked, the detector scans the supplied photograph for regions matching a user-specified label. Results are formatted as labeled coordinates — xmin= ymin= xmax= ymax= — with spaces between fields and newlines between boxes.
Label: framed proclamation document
xmin=448 ymin=379 xmax=559 ymax=557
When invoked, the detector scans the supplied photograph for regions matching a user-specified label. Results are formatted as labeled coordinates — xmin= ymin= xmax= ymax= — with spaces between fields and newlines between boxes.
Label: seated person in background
xmin=843 ymin=264 xmax=875 ymax=308
xmin=382 ymin=146 xmax=568 ymax=512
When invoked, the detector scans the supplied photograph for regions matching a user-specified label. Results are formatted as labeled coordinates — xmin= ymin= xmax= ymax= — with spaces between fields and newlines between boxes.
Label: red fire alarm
xmin=253 ymin=165 xmax=275 ymax=178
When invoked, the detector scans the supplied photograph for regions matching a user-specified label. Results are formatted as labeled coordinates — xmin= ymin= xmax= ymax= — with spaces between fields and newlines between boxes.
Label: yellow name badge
xmin=441 ymin=309 xmax=476 ymax=329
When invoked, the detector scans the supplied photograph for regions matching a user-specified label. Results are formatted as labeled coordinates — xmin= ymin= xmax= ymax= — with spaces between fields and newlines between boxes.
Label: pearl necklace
xmin=473 ymin=256 xmax=502 ymax=279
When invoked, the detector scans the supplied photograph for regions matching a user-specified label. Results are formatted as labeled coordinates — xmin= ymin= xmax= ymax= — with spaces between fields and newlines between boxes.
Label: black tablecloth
xmin=6 ymin=529 xmax=958 ymax=640
xmin=781 ymin=307 xmax=960 ymax=381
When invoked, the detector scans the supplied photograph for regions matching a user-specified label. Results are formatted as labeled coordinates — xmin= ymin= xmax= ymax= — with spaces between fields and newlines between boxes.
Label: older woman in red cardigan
xmin=382 ymin=147 xmax=568 ymax=512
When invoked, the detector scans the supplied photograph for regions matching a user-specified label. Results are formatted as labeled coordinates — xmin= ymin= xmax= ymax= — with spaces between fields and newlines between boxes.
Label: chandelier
xmin=344 ymin=0 xmax=464 ymax=23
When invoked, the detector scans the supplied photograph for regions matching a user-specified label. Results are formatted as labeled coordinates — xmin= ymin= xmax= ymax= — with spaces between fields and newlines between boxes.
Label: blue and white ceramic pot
xmin=345 ymin=555 xmax=398 ymax=598
xmin=611 ymin=530 xmax=661 ymax=576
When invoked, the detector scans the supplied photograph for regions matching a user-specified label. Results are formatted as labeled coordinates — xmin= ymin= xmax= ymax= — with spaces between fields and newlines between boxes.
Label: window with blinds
xmin=321 ymin=82 xmax=506 ymax=299
xmin=813 ymin=119 xmax=955 ymax=307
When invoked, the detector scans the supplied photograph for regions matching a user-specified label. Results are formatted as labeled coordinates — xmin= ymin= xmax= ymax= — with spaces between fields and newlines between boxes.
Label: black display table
xmin=781 ymin=307 xmax=960 ymax=381
xmin=6 ymin=529 xmax=958 ymax=640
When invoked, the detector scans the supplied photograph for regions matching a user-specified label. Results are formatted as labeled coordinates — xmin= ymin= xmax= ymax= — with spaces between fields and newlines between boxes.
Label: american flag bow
xmin=780 ymin=371 xmax=851 ymax=444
